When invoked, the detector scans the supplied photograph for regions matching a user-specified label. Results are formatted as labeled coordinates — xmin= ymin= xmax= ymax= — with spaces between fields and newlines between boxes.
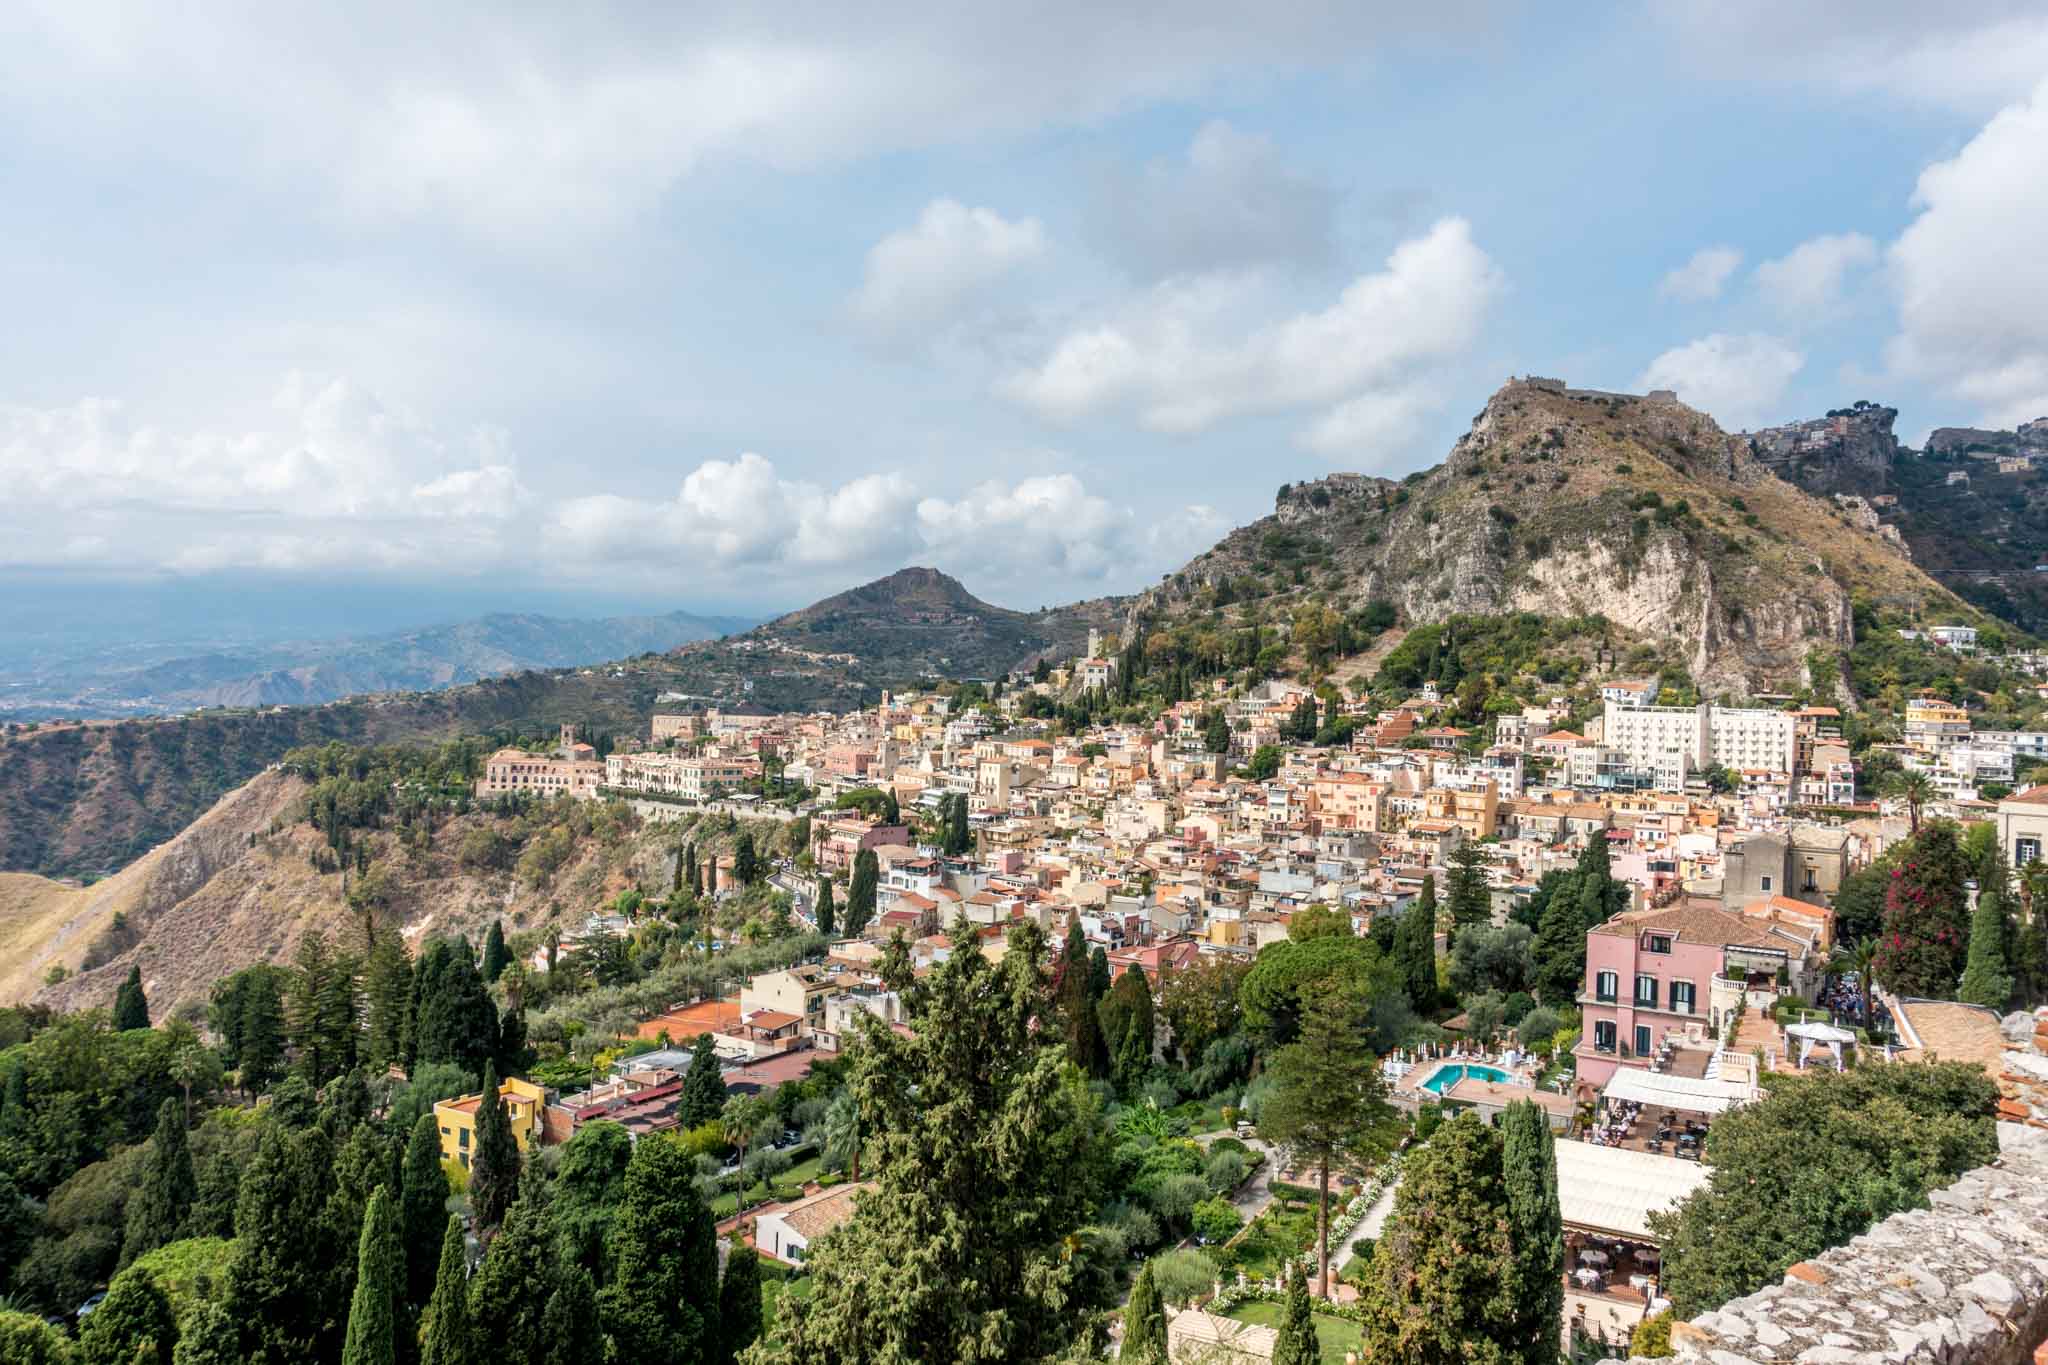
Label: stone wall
xmin=1606 ymin=1007 xmax=2048 ymax=1365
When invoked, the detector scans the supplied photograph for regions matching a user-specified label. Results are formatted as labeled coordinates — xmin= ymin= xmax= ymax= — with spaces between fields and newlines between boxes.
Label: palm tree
xmin=822 ymin=1088 xmax=863 ymax=1183
xmin=1883 ymin=769 xmax=1934 ymax=834
xmin=1828 ymin=936 xmax=1880 ymax=1027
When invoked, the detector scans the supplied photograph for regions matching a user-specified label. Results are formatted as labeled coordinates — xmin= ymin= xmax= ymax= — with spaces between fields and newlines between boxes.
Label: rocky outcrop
xmin=1746 ymin=404 xmax=1901 ymax=496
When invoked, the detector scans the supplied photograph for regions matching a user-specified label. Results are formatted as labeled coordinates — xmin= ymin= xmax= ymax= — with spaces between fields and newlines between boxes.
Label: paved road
xmin=1196 ymin=1132 xmax=1279 ymax=1222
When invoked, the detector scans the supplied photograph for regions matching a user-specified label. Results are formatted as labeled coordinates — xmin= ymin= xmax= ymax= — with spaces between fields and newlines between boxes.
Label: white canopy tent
xmin=1553 ymin=1141 xmax=1712 ymax=1242
xmin=1600 ymin=1067 xmax=1755 ymax=1117
xmin=1784 ymin=1020 xmax=1858 ymax=1070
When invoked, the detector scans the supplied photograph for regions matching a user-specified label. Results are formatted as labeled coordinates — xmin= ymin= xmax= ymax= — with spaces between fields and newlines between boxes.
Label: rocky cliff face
xmin=1743 ymin=402 xmax=1901 ymax=496
xmin=1134 ymin=379 xmax=1964 ymax=696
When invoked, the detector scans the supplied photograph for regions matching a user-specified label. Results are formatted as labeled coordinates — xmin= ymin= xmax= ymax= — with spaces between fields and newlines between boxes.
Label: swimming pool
xmin=1420 ymin=1063 xmax=1509 ymax=1095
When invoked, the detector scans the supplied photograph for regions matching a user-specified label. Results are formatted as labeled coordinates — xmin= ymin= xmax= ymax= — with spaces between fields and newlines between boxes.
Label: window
xmin=2019 ymin=838 xmax=2041 ymax=867
xmin=1801 ymin=865 xmax=1819 ymax=892
xmin=1594 ymin=1021 xmax=1617 ymax=1053
xmin=1594 ymin=970 xmax=1618 ymax=1003
xmin=1634 ymin=1025 xmax=1653 ymax=1057
xmin=1760 ymin=874 xmax=1773 ymax=893
xmin=1645 ymin=934 xmax=1673 ymax=954
xmin=1635 ymin=974 xmax=1659 ymax=1007
xmin=1670 ymin=980 xmax=1696 ymax=1014
xmin=459 ymin=1128 xmax=470 ymax=1149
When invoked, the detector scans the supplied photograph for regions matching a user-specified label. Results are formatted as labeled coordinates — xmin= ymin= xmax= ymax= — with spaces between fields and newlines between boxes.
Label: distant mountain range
xmin=0 ymin=607 xmax=757 ymax=718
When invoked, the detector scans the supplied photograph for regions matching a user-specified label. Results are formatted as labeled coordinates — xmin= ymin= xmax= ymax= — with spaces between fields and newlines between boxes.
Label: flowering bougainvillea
xmin=1873 ymin=822 xmax=1970 ymax=997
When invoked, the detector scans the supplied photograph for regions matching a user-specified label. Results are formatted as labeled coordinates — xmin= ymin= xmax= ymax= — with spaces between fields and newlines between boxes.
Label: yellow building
xmin=435 ymin=1076 xmax=547 ymax=1170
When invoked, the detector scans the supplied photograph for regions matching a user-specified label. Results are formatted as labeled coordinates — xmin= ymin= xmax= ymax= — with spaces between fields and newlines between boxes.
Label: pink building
xmin=1573 ymin=904 xmax=1788 ymax=1086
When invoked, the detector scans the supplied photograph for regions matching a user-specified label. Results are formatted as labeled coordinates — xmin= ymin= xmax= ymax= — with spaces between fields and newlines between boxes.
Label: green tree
xmin=843 ymin=849 xmax=878 ymax=938
xmin=1444 ymin=843 xmax=1491 ymax=947
xmin=341 ymin=1186 xmax=398 ymax=1365
xmin=1395 ymin=887 xmax=1439 ymax=1014
xmin=551 ymin=1120 xmax=633 ymax=1285
xmin=287 ymin=933 xmax=359 ymax=1085
xmin=170 ymin=1304 xmax=240 ymax=1365
xmin=1362 ymin=1113 xmax=1518 ymax=1363
xmin=1122 ymin=1260 xmax=1167 ymax=1365
xmin=481 ymin=921 xmax=509 ymax=984
xmin=362 ymin=929 xmax=413 ymax=1074
xmin=417 ymin=1216 xmax=473 ymax=1365
xmin=1958 ymin=858 xmax=2013 ymax=1009
xmin=1650 ymin=1062 xmax=1997 ymax=1315
xmin=0 ymin=1310 xmax=78 ymax=1365
xmin=466 ymin=1173 xmax=556 ymax=1363
xmin=734 ymin=833 xmax=759 ymax=886
xmin=682 ymin=1034 xmax=727 ymax=1129
xmin=1203 ymin=708 xmax=1231 ymax=754
xmin=1830 ymin=863 xmax=1890 ymax=945
xmin=600 ymin=1136 xmax=719 ymax=1365
xmin=468 ymin=1064 xmax=519 ymax=1235
xmin=714 ymin=1231 xmax=762 ymax=1365
xmin=400 ymin=1113 xmax=450 ymax=1312
xmin=1245 ymin=745 xmax=1282 ymax=781
xmin=1875 ymin=823 xmax=1970 ymax=997
xmin=541 ymin=1264 xmax=598 ymax=1363
xmin=113 ymin=967 xmax=151 ymax=1033
xmin=1883 ymin=768 xmax=1934 ymax=834
xmin=1259 ymin=982 xmax=1391 ymax=1296
xmin=1500 ymin=1101 xmax=1563 ymax=1365
xmin=79 ymin=1265 xmax=177 ymax=1365
xmin=1098 ymin=968 xmax=1155 ymax=1093
xmin=814 ymin=876 xmax=835 ymax=937
xmin=1057 ymin=919 xmax=1110 ymax=1079
xmin=1270 ymin=1259 xmax=1319 ymax=1365
xmin=410 ymin=940 xmax=497 ymax=1078
xmin=120 ymin=1100 xmax=195 ymax=1269
xmin=761 ymin=924 xmax=1103 ymax=1364
xmin=1529 ymin=872 xmax=1587 ymax=1004
xmin=224 ymin=1125 xmax=346 ymax=1364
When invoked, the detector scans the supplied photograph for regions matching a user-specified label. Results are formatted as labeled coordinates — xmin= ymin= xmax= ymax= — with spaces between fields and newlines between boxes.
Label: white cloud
xmin=1884 ymin=77 xmax=2048 ymax=427
xmin=1085 ymin=120 xmax=1337 ymax=278
xmin=1299 ymin=387 xmax=1440 ymax=461
xmin=1653 ymin=2 xmax=2048 ymax=115
xmin=1000 ymin=217 xmax=1501 ymax=440
xmin=1658 ymin=247 xmax=1742 ymax=302
xmin=849 ymin=199 xmax=1047 ymax=338
xmin=1752 ymin=233 xmax=1877 ymax=319
xmin=1635 ymin=333 xmax=1805 ymax=430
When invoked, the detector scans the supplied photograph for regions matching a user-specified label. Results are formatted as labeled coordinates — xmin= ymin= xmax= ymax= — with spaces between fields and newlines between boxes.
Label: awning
xmin=1600 ymin=1068 xmax=1754 ymax=1117
xmin=1553 ymin=1141 xmax=1712 ymax=1242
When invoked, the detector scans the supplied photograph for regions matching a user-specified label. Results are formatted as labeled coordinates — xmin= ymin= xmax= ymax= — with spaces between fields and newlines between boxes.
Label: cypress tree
xmin=1057 ymin=919 xmax=1110 ymax=1078
xmin=225 ymin=1124 xmax=346 ymax=1362
xmin=171 ymin=1303 xmax=241 ymax=1365
xmin=1501 ymin=1100 xmax=1563 ymax=1365
xmin=815 ymin=876 xmax=835 ymax=937
xmin=1271 ymin=1259 xmax=1319 ymax=1365
xmin=734 ymin=833 xmax=758 ymax=886
xmin=1959 ymin=869 xmax=2014 ymax=1009
xmin=342 ymin=1186 xmax=399 ymax=1365
xmin=682 ymin=1034 xmax=727 ymax=1128
xmin=1100 ymin=969 xmax=1155 ymax=1094
xmin=121 ymin=1099 xmax=196 ymax=1268
xmin=601 ymin=1136 xmax=719 ymax=1365
xmin=715 ymin=1230 xmax=763 ymax=1365
xmin=1397 ymin=889 xmax=1439 ymax=1013
xmin=495 ymin=1006 xmax=529 ymax=1078
xmin=79 ymin=1266 xmax=177 ymax=1365
xmin=542 ymin=1264 xmax=599 ymax=1362
xmin=1089 ymin=945 xmax=1112 ymax=1001
xmin=1121 ymin=1260 xmax=1167 ymax=1365
xmin=1362 ymin=1114 xmax=1518 ymax=1361
xmin=481 ymin=922 xmax=509 ymax=983
xmin=467 ymin=1173 xmax=557 ymax=1362
xmin=401 ymin=1114 xmax=450 ymax=1312
xmin=843 ymin=849 xmax=878 ymax=938
xmin=469 ymin=1064 xmax=520 ymax=1235
xmin=113 ymin=966 xmax=151 ymax=1031
xmin=882 ymin=789 xmax=901 ymax=825
xmin=1530 ymin=872 xmax=1587 ymax=1005
xmin=417 ymin=1216 xmax=473 ymax=1365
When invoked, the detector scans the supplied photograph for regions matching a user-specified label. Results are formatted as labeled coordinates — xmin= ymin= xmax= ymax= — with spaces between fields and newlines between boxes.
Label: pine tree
xmin=417 ymin=1216 xmax=473 ymax=1365
xmin=715 ymin=1230 xmax=763 ymax=1365
xmin=542 ymin=1264 xmax=599 ymax=1363
xmin=844 ymin=849 xmax=878 ymax=938
xmin=1122 ymin=1260 xmax=1167 ymax=1365
xmin=113 ymin=966 xmax=151 ymax=1032
xmin=600 ymin=1136 xmax=719 ymax=1365
xmin=1259 ymin=982 xmax=1391 ymax=1297
xmin=1271 ymin=1259 xmax=1319 ymax=1365
xmin=171 ymin=1303 xmax=241 ymax=1365
xmin=401 ymin=1113 xmax=450 ymax=1313
xmin=1500 ymin=1100 xmax=1563 ymax=1365
xmin=815 ymin=876 xmax=836 ymax=936
xmin=469 ymin=1064 xmax=520 ymax=1235
xmin=362 ymin=930 xmax=414 ymax=1074
xmin=1362 ymin=1113 xmax=1518 ymax=1362
xmin=1445 ymin=842 xmax=1491 ymax=948
xmin=121 ymin=1099 xmax=195 ymax=1268
xmin=1876 ymin=823 xmax=1971 ymax=997
xmin=734 ymin=833 xmax=758 ymax=885
xmin=79 ymin=1266 xmax=177 ymax=1365
xmin=238 ymin=967 xmax=287 ymax=1091
xmin=1959 ymin=865 xmax=2014 ymax=1009
xmin=341 ymin=1186 xmax=399 ymax=1365
xmin=682 ymin=1033 xmax=727 ymax=1128
xmin=467 ymin=1173 xmax=557 ymax=1363
xmin=481 ymin=921 xmax=509 ymax=984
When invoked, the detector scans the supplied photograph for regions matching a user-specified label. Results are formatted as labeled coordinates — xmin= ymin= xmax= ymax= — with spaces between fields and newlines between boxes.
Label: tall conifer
xmin=341 ymin=1187 xmax=399 ymax=1365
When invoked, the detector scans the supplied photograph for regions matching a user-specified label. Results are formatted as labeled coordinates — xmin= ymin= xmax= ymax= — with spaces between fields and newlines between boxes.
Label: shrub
xmin=1149 ymin=1248 xmax=1222 ymax=1307
xmin=1191 ymin=1199 xmax=1243 ymax=1246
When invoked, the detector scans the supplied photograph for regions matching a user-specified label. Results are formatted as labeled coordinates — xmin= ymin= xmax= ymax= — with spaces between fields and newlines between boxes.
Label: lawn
xmin=1224 ymin=1300 xmax=1364 ymax=1364
xmin=1216 ymin=1200 xmax=1316 ymax=1280
xmin=760 ymin=1259 xmax=813 ymax=1340
xmin=712 ymin=1152 xmax=828 ymax=1216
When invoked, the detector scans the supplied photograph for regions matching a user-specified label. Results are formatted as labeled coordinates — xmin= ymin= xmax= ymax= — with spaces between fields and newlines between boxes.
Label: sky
xmin=4 ymin=1 xmax=2048 ymax=621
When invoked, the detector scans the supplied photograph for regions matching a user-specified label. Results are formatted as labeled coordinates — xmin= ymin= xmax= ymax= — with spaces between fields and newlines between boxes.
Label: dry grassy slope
xmin=4 ymin=771 xmax=679 ymax=1018
xmin=1134 ymin=380 xmax=1975 ymax=695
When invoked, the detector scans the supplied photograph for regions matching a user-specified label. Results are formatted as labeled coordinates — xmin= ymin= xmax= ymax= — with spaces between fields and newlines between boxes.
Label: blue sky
xmin=3 ymin=2 xmax=2047 ymax=619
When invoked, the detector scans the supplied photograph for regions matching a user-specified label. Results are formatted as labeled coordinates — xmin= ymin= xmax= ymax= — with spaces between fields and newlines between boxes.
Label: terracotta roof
xmin=776 ymin=1181 xmax=875 ymax=1240
xmin=1592 ymin=903 xmax=1778 ymax=949
xmin=2001 ymin=785 xmax=2048 ymax=808
xmin=1893 ymin=999 xmax=2006 ymax=1076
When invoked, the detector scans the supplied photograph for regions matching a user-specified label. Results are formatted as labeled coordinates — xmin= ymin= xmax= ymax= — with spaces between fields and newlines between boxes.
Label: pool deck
xmin=1389 ymin=1055 xmax=1561 ymax=1116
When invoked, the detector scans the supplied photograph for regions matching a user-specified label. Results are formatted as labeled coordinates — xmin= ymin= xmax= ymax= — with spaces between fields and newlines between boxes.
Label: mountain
xmin=1743 ymin=404 xmax=2048 ymax=634
xmin=1131 ymin=377 xmax=1973 ymax=694
xmin=0 ymin=606 xmax=756 ymax=719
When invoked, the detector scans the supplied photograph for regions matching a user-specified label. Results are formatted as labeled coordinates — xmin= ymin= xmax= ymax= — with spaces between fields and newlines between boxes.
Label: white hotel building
xmin=1601 ymin=701 xmax=1797 ymax=790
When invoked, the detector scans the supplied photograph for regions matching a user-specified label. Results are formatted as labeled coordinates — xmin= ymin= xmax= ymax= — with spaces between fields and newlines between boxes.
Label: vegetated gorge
xmin=0 ymin=376 xmax=1998 ymax=890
